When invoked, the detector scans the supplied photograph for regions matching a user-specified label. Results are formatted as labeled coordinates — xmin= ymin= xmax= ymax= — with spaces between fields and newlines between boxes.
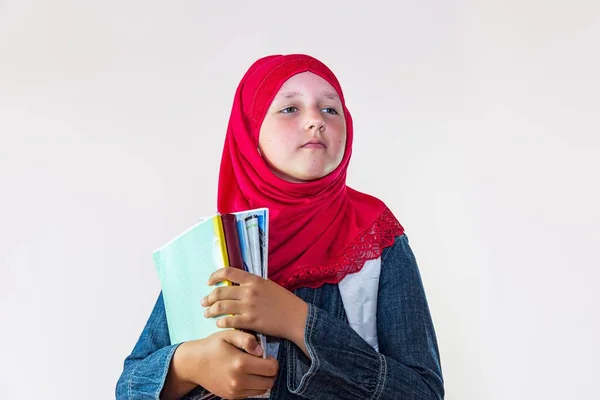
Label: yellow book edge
xmin=212 ymin=214 xmax=239 ymax=329
xmin=212 ymin=215 xmax=232 ymax=286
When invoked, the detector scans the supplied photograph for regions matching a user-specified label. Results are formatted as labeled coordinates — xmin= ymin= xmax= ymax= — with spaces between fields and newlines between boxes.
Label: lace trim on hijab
xmin=279 ymin=207 xmax=405 ymax=291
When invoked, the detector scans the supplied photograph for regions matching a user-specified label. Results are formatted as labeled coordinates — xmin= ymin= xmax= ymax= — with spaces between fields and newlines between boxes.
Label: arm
xmin=115 ymin=292 xmax=206 ymax=400
xmin=285 ymin=234 xmax=444 ymax=399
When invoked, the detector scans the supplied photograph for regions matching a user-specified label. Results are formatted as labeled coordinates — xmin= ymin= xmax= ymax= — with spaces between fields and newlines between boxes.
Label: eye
xmin=322 ymin=107 xmax=338 ymax=115
xmin=280 ymin=106 xmax=298 ymax=114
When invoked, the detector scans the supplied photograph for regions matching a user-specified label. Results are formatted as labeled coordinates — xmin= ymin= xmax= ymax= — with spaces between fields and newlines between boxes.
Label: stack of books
xmin=152 ymin=208 xmax=269 ymax=356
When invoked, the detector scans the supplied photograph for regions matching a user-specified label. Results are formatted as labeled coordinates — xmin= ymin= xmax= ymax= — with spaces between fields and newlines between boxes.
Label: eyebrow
xmin=278 ymin=91 xmax=340 ymax=100
xmin=279 ymin=91 xmax=301 ymax=98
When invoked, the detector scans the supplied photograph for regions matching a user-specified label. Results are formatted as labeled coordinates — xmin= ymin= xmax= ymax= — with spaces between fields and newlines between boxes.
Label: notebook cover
xmin=221 ymin=213 xmax=245 ymax=274
xmin=152 ymin=215 xmax=231 ymax=345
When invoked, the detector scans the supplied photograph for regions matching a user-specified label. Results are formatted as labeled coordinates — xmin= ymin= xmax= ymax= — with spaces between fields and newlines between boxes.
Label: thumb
xmin=223 ymin=330 xmax=263 ymax=357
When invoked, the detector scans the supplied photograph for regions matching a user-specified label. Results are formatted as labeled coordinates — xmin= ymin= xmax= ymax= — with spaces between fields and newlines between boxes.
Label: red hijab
xmin=218 ymin=54 xmax=404 ymax=291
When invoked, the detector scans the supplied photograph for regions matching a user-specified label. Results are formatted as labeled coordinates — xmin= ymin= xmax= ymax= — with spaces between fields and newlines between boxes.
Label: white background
xmin=1 ymin=1 xmax=599 ymax=399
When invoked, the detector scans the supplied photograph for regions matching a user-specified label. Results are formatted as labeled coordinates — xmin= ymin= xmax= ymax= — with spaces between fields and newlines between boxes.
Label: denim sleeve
xmin=285 ymin=235 xmax=444 ymax=399
xmin=115 ymin=292 xmax=208 ymax=400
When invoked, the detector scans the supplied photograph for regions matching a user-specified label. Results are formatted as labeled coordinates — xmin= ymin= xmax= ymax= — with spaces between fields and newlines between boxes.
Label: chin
xmin=273 ymin=163 xmax=337 ymax=183
xmin=293 ymin=168 xmax=332 ymax=182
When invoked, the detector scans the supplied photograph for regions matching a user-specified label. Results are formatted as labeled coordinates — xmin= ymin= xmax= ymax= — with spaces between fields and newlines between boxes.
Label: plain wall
xmin=1 ymin=1 xmax=599 ymax=399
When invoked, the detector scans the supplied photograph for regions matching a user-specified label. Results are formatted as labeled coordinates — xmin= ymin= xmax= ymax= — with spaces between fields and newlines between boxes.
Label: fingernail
xmin=201 ymin=297 xmax=206 ymax=306
xmin=255 ymin=345 xmax=263 ymax=356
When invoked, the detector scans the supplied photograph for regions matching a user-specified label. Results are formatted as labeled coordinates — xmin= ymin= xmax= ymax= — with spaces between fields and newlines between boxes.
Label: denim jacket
xmin=116 ymin=234 xmax=444 ymax=399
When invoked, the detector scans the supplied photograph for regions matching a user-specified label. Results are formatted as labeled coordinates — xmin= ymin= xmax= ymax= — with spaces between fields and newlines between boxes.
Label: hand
xmin=203 ymin=267 xmax=308 ymax=346
xmin=167 ymin=330 xmax=279 ymax=400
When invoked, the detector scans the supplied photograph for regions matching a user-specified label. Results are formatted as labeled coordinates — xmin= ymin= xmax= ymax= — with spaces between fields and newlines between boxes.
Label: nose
xmin=304 ymin=110 xmax=326 ymax=133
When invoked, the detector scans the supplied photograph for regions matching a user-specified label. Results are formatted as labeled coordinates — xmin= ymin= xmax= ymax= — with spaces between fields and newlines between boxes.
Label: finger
xmin=208 ymin=267 xmax=257 ymax=286
xmin=243 ymin=354 xmax=280 ymax=378
xmin=204 ymin=300 xmax=243 ymax=318
xmin=202 ymin=285 xmax=241 ymax=307
xmin=222 ymin=330 xmax=263 ymax=357
xmin=216 ymin=314 xmax=255 ymax=331
xmin=240 ymin=374 xmax=277 ymax=392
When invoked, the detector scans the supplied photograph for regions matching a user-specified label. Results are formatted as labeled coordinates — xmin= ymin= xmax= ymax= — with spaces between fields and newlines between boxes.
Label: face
xmin=258 ymin=71 xmax=347 ymax=183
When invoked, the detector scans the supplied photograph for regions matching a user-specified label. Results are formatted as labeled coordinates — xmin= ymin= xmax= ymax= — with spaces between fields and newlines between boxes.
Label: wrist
xmin=162 ymin=342 xmax=198 ymax=400
xmin=287 ymin=300 xmax=308 ymax=346
xmin=171 ymin=341 xmax=195 ymax=385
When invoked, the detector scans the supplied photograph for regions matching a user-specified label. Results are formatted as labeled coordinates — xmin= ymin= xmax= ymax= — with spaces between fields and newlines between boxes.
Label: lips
xmin=302 ymin=140 xmax=326 ymax=149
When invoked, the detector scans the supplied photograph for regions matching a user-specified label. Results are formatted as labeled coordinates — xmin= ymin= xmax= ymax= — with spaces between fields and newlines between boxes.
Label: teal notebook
xmin=152 ymin=215 xmax=229 ymax=345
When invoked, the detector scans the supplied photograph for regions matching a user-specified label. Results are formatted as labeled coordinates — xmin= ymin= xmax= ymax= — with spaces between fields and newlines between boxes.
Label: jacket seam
xmin=155 ymin=345 xmax=178 ymax=399
xmin=290 ymin=289 xmax=319 ymax=396
xmin=370 ymin=352 xmax=387 ymax=400
xmin=128 ymin=362 xmax=138 ymax=399
xmin=297 ymin=304 xmax=319 ymax=396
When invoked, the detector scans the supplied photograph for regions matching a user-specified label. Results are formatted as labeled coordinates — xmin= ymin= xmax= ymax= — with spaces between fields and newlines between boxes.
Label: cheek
xmin=336 ymin=138 xmax=346 ymax=162
xmin=259 ymin=120 xmax=298 ymax=161
xmin=271 ymin=121 xmax=300 ymax=148
xmin=333 ymin=124 xmax=347 ymax=157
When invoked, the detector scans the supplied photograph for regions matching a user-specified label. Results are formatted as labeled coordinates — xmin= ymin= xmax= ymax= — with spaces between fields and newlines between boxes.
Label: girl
xmin=116 ymin=54 xmax=444 ymax=399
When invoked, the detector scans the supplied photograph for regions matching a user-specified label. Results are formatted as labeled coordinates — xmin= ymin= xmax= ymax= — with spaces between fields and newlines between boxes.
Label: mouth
xmin=302 ymin=140 xmax=326 ymax=149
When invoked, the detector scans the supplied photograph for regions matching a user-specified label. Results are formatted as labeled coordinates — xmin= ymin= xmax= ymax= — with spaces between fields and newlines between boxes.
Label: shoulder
xmin=381 ymin=234 xmax=415 ymax=266
xmin=379 ymin=234 xmax=425 ymax=287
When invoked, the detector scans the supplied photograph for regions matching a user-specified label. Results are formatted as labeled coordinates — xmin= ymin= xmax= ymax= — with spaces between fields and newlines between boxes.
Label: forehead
xmin=277 ymin=71 xmax=340 ymax=97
